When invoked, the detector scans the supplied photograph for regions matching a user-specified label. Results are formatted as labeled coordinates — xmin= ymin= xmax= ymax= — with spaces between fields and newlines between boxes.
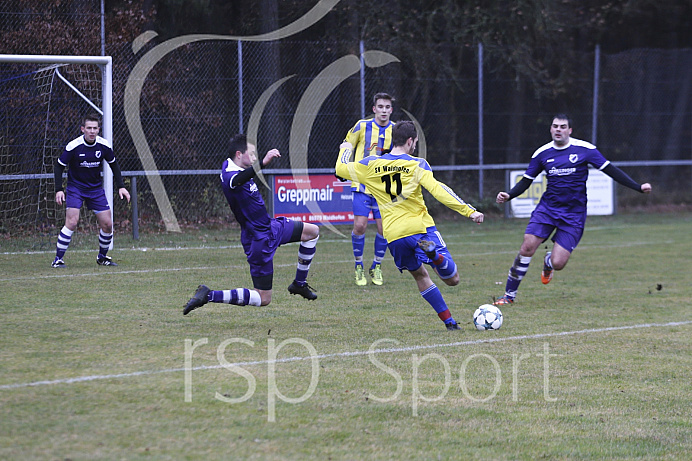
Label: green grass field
xmin=1 ymin=212 xmax=691 ymax=460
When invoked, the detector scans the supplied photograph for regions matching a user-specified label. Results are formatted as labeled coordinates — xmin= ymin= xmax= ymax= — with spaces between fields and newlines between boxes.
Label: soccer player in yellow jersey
xmin=336 ymin=121 xmax=484 ymax=330
xmin=338 ymin=92 xmax=395 ymax=286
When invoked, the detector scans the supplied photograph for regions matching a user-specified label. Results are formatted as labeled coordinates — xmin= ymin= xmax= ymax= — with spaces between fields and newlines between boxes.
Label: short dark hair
xmin=373 ymin=92 xmax=395 ymax=105
xmin=552 ymin=113 xmax=572 ymax=128
xmin=82 ymin=113 xmax=100 ymax=126
xmin=229 ymin=133 xmax=248 ymax=158
xmin=391 ymin=120 xmax=417 ymax=147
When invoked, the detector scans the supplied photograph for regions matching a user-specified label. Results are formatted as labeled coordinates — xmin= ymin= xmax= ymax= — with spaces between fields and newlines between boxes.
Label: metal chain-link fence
xmin=104 ymin=40 xmax=692 ymax=230
xmin=2 ymin=2 xmax=691 ymax=239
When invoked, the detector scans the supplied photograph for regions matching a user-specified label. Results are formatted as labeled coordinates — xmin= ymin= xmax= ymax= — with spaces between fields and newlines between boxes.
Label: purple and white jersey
xmin=58 ymin=135 xmax=115 ymax=190
xmin=524 ymin=138 xmax=610 ymax=214
xmin=220 ymin=159 xmax=271 ymax=240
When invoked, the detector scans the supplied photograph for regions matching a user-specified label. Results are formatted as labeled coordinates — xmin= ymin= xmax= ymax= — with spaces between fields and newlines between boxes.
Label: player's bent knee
xmin=96 ymin=218 xmax=113 ymax=231
xmin=353 ymin=224 xmax=367 ymax=234
xmin=443 ymin=274 xmax=460 ymax=286
xmin=519 ymin=246 xmax=537 ymax=257
xmin=302 ymin=223 xmax=320 ymax=241
xmin=553 ymin=260 xmax=568 ymax=271
xmin=352 ymin=216 xmax=368 ymax=234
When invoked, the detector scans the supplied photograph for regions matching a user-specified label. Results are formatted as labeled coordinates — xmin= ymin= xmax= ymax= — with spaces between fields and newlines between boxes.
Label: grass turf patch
xmin=1 ymin=212 xmax=690 ymax=459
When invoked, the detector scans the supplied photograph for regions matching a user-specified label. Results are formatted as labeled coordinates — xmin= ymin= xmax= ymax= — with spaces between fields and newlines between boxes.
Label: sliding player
xmin=184 ymin=134 xmax=319 ymax=315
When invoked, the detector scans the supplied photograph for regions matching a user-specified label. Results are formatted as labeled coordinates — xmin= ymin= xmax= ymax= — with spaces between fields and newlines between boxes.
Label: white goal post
xmin=0 ymin=54 xmax=113 ymax=243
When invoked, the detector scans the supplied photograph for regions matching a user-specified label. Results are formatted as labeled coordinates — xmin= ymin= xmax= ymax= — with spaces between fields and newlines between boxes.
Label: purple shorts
xmin=65 ymin=184 xmax=110 ymax=213
xmin=243 ymin=217 xmax=302 ymax=289
xmin=525 ymin=206 xmax=585 ymax=253
xmin=352 ymin=191 xmax=382 ymax=219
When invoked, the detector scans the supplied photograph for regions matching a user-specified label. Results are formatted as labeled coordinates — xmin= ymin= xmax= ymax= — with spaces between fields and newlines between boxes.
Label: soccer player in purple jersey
xmin=493 ymin=114 xmax=652 ymax=306
xmin=184 ymin=134 xmax=319 ymax=315
xmin=51 ymin=114 xmax=130 ymax=268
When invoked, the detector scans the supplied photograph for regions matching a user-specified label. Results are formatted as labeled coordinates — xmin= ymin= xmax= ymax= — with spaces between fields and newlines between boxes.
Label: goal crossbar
xmin=0 ymin=55 xmax=111 ymax=65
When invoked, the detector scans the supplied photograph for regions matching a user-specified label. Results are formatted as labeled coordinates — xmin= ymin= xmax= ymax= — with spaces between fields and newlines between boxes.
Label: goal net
xmin=0 ymin=55 xmax=112 ymax=248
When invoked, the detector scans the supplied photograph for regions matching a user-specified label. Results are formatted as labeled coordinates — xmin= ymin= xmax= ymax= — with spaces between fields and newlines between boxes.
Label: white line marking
xmin=1 ymin=239 xmax=349 ymax=256
xmin=1 ymin=321 xmax=689 ymax=390
xmin=0 ymin=260 xmax=355 ymax=282
xmin=0 ymin=239 xmax=663 ymax=282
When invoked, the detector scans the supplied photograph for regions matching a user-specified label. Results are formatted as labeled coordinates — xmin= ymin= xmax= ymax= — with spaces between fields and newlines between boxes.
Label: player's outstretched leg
xmin=186 ymin=288 xmax=263 ymax=314
xmin=184 ymin=284 xmax=210 ymax=315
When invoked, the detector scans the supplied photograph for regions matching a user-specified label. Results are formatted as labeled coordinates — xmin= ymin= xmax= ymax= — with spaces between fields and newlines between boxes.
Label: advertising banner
xmin=273 ymin=174 xmax=369 ymax=224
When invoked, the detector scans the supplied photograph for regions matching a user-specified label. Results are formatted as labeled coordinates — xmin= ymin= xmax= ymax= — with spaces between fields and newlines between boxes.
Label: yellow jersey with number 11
xmin=335 ymin=148 xmax=477 ymax=242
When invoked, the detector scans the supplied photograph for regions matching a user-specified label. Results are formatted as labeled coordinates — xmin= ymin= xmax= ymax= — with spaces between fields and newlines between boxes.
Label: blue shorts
xmin=525 ymin=206 xmax=585 ymax=253
xmin=352 ymin=190 xmax=381 ymax=219
xmin=388 ymin=226 xmax=455 ymax=276
xmin=65 ymin=184 xmax=110 ymax=213
xmin=242 ymin=217 xmax=302 ymax=290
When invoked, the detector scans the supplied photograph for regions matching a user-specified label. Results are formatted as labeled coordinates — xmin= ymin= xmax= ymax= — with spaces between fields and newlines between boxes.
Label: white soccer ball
xmin=473 ymin=304 xmax=503 ymax=331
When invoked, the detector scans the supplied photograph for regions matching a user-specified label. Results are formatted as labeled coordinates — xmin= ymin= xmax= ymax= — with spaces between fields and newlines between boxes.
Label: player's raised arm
xmin=601 ymin=163 xmax=652 ymax=194
xmin=262 ymin=148 xmax=281 ymax=166
xmin=418 ymin=168 xmax=480 ymax=220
